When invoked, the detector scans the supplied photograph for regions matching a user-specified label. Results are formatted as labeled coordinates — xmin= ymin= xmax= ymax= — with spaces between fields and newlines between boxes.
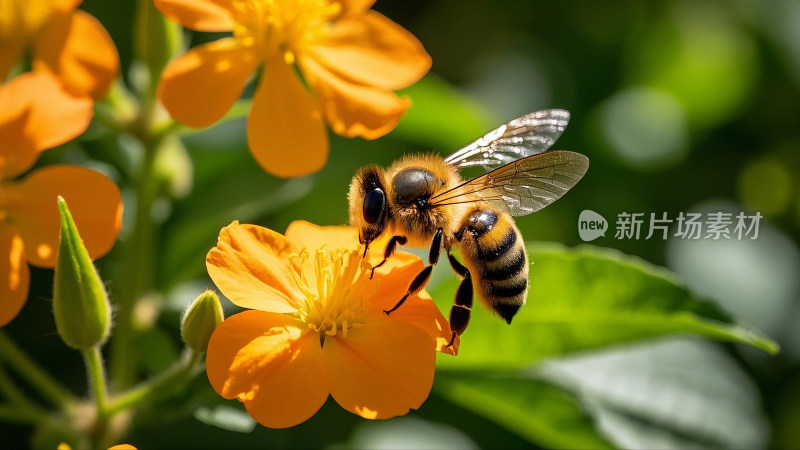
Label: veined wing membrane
xmin=444 ymin=109 xmax=570 ymax=170
xmin=431 ymin=151 xmax=589 ymax=216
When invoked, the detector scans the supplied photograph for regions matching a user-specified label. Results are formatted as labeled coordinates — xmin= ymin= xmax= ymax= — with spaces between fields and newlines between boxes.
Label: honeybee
xmin=348 ymin=110 xmax=588 ymax=347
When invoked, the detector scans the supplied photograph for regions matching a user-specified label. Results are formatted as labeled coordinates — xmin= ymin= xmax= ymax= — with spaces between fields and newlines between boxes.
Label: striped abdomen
xmin=455 ymin=207 xmax=528 ymax=323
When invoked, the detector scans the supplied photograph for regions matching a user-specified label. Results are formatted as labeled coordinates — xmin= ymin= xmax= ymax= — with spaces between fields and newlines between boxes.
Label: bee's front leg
xmin=370 ymin=235 xmax=407 ymax=279
xmin=383 ymin=228 xmax=443 ymax=315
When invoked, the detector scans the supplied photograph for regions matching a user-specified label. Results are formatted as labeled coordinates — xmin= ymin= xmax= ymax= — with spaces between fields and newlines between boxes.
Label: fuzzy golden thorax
xmin=348 ymin=154 xmax=466 ymax=249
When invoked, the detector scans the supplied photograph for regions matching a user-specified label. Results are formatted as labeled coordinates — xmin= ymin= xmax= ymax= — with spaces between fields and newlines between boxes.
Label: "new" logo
xmin=578 ymin=210 xmax=608 ymax=241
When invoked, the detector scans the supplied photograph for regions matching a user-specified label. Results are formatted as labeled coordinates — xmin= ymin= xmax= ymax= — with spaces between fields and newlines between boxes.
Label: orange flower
xmin=58 ymin=443 xmax=136 ymax=450
xmin=0 ymin=0 xmax=119 ymax=99
xmin=206 ymin=221 xmax=457 ymax=428
xmin=155 ymin=0 xmax=431 ymax=178
xmin=0 ymin=72 xmax=123 ymax=326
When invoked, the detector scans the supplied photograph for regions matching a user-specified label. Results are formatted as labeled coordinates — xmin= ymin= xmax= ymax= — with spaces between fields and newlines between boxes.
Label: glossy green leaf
xmin=432 ymin=243 xmax=778 ymax=369
xmin=435 ymin=372 xmax=613 ymax=449
xmin=538 ymin=337 xmax=768 ymax=448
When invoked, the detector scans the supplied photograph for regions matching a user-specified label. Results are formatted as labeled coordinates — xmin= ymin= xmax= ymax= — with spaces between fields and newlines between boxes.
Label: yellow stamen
xmin=230 ymin=0 xmax=341 ymax=61
xmin=290 ymin=247 xmax=376 ymax=342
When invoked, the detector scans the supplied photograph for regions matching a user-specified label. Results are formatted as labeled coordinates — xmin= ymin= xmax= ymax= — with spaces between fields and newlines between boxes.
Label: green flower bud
xmin=53 ymin=197 xmax=111 ymax=350
xmin=181 ymin=291 xmax=224 ymax=353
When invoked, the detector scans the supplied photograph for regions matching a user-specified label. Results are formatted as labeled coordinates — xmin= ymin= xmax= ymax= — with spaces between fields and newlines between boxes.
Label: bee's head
xmin=348 ymin=166 xmax=389 ymax=252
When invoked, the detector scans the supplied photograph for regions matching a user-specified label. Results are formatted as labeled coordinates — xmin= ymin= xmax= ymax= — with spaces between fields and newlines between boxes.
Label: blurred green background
xmin=5 ymin=0 xmax=800 ymax=448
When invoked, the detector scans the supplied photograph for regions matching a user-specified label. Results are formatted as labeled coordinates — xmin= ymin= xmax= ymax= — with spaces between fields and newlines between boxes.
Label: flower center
xmin=0 ymin=0 xmax=54 ymax=42
xmin=231 ymin=0 xmax=341 ymax=63
xmin=290 ymin=247 xmax=376 ymax=343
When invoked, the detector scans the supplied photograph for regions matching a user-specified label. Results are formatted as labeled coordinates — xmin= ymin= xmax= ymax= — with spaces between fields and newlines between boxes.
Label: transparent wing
xmin=444 ymin=109 xmax=570 ymax=170
xmin=430 ymin=151 xmax=589 ymax=216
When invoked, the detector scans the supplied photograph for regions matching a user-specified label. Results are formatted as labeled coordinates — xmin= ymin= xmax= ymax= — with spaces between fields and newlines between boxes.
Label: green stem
xmin=106 ymin=349 xmax=202 ymax=415
xmin=0 ymin=405 xmax=44 ymax=424
xmin=0 ymin=367 xmax=36 ymax=409
xmin=82 ymin=347 xmax=109 ymax=420
xmin=109 ymin=139 xmax=161 ymax=388
xmin=0 ymin=330 xmax=74 ymax=409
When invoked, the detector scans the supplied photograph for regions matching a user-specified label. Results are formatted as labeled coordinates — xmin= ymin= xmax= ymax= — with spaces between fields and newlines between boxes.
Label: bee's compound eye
xmin=363 ymin=188 xmax=386 ymax=224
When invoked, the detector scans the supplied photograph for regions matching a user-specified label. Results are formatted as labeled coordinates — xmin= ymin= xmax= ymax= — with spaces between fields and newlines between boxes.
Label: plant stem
xmin=109 ymin=138 xmax=161 ymax=388
xmin=106 ymin=349 xmax=202 ymax=415
xmin=0 ymin=330 xmax=74 ymax=409
xmin=0 ymin=404 xmax=44 ymax=424
xmin=82 ymin=347 xmax=109 ymax=420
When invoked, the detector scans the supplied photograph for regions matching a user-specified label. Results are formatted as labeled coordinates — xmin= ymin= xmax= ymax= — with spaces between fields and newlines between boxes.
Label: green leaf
xmin=434 ymin=372 xmax=613 ymax=449
xmin=194 ymin=405 xmax=256 ymax=433
xmin=139 ymin=326 xmax=180 ymax=375
xmin=432 ymin=243 xmax=778 ymax=369
xmin=537 ymin=337 xmax=768 ymax=448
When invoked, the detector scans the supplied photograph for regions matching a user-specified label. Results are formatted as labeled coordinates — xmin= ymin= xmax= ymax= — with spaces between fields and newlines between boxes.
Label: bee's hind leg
xmin=370 ymin=235 xmax=407 ymax=279
xmin=383 ymin=228 xmax=443 ymax=315
xmin=445 ymin=253 xmax=472 ymax=348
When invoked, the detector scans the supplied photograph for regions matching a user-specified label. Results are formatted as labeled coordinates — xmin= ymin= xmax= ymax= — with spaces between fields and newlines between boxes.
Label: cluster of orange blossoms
xmin=155 ymin=0 xmax=431 ymax=177
xmin=206 ymin=221 xmax=458 ymax=428
xmin=0 ymin=0 xmax=122 ymax=325
xmin=1 ymin=0 xmax=446 ymax=431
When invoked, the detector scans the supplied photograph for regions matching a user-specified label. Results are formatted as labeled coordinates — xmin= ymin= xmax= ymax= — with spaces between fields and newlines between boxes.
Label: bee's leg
xmin=445 ymin=253 xmax=472 ymax=348
xmin=370 ymin=235 xmax=407 ymax=279
xmin=383 ymin=228 xmax=443 ymax=315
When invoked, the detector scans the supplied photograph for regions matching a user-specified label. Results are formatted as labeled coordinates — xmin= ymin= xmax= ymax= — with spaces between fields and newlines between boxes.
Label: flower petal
xmin=368 ymin=258 xmax=459 ymax=355
xmin=158 ymin=37 xmax=257 ymax=128
xmin=206 ymin=310 xmax=330 ymax=428
xmin=338 ymin=0 xmax=376 ymax=17
xmin=284 ymin=221 xmax=359 ymax=254
xmin=311 ymin=11 xmax=430 ymax=91
xmin=301 ymin=56 xmax=410 ymax=140
xmin=207 ymin=221 xmax=305 ymax=312
xmin=33 ymin=10 xmax=119 ymax=99
xmin=0 ymin=223 xmax=30 ymax=326
xmin=1 ymin=165 xmax=122 ymax=267
xmin=248 ymin=57 xmax=328 ymax=178
xmin=153 ymin=0 xmax=235 ymax=32
xmin=0 ymin=71 xmax=92 ymax=175
xmin=324 ymin=319 xmax=435 ymax=419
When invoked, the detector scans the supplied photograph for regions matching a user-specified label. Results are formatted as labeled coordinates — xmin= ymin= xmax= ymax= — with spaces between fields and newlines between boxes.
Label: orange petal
xmin=1 ymin=165 xmax=122 ymax=267
xmin=284 ymin=221 xmax=360 ymax=254
xmin=324 ymin=319 xmax=435 ymax=419
xmin=311 ymin=11 xmax=430 ymax=91
xmin=33 ymin=10 xmax=119 ymax=99
xmin=107 ymin=445 xmax=136 ymax=450
xmin=206 ymin=221 xmax=305 ymax=313
xmin=248 ymin=57 xmax=328 ymax=178
xmin=368 ymin=257 xmax=459 ymax=355
xmin=0 ymin=222 xmax=30 ymax=326
xmin=338 ymin=0 xmax=376 ymax=17
xmin=158 ymin=37 xmax=257 ymax=128
xmin=301 ymin=56 xmax=410 ymax=140
xmin=52 ymin=0 xmax=82 ymax=14
xmin=154 ymin=0 xmax=235 ymax=32
xmin=0 ymin=71 xmax=92 ymax=177
xmin=206 ymin=310 xmax=330 ymax=428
